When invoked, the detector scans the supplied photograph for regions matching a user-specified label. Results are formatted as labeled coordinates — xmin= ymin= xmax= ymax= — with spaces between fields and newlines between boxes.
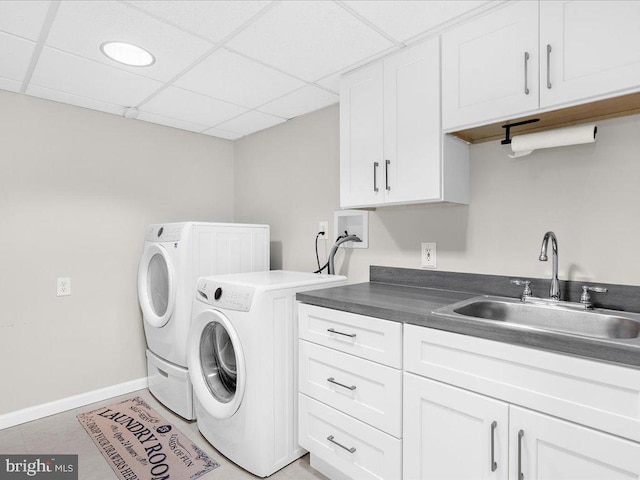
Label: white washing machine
xmin=187 ymin=271 xmax=347 ymax=477
xmin=138 ymin=222 xmax=269 ymax=419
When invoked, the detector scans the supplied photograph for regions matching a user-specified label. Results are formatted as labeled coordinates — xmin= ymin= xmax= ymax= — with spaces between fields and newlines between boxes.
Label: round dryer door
xmin=188 ymin=310 xmax=246 ymax=419
xmin=137 ymin=243 xmax=176 ymax=328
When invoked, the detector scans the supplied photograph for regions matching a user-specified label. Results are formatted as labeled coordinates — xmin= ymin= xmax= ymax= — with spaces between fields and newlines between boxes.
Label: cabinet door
xmin=442 ymin=1 xmax=539 ymax=130
xmin=403 ymin=373 xmax=509 ymax=480
xmin=540 ymin=1 xmax=640 ymax=108
xmin=340 ymin=62 xmax=384 ymax=208
xmin=383 ymin=37 xmax=441 ymax=204
xmin=510 ymin=406 xmax=640 ymax=480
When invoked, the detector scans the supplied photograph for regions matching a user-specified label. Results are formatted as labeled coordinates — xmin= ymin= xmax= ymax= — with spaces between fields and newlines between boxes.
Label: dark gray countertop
xmin=296 ymin=282 xmax=475 ymax=325
xmin=297 ymin=278 xmax=640 ymax=369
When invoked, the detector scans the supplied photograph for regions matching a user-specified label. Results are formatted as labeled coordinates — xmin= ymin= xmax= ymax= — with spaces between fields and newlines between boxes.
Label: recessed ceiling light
xmin=100 ymin=41 xmax=155 ymax=67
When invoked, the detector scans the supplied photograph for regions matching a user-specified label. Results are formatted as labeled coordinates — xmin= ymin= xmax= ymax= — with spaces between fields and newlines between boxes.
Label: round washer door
xmin=137 ymin=243 xmax=176 ymax=328
xmin=188 ymin=309 xmax=246 ymax=419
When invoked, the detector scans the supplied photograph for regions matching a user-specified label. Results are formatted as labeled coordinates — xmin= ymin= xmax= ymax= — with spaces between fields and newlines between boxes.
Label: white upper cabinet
xmin=442 ymin=1 xmax=539 ymax=130
xmin=540 ymin=0 xmax=640 ymax=108
xmin=443 ymin=1 xmax=640 ymax=131
xmin=340 ymin=37 xmax=469 ymax=209
xmin=340 ymin=61 xmax=384 ymax=208
xmin=382 ymin=38 xmax=441 ymax=205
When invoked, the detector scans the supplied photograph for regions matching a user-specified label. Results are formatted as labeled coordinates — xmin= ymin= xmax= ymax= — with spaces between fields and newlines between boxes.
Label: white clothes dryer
xmin=187 ymin=271 xmax=347 ymax=477
xmin=138 ymin=222 xmax=269 ymax=419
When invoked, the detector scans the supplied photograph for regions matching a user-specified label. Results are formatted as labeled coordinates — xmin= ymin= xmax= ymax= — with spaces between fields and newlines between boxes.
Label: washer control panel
xmin=195 ymin=278 xmax=255 ymax=312
xmin=145 ymin=224 xmax=183 ymax=242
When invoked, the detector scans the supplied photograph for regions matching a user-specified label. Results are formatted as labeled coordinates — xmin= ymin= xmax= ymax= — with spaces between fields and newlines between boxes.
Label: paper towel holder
xmin=501 ymin=119 xmax=540 ymax=145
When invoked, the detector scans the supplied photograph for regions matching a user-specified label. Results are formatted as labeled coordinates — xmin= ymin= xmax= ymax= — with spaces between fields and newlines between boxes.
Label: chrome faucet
xmin=539 ymin=231 xmax=560 ymax=300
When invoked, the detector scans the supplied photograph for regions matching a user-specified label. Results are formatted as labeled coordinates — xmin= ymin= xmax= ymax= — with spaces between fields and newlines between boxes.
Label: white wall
xmin=0 ymin=91 xmax=234 ymax=415
xmin=234 ymin=104 xmax=640 ymax=287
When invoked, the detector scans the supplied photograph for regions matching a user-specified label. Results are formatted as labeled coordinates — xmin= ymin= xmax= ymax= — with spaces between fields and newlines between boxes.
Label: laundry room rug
xmin=77 ymin=397 xmax=219 ymax=480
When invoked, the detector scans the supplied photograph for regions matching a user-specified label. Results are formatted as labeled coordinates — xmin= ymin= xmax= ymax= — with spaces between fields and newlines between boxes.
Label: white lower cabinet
xmin=300 ymin=305 xmax=640 ymax=480
xmin=298 ymin=303 xmax=403 ymax=480
xmin=403 ymin=374 xmax=509 ymax=480
xmin=299 ymin=393 xmax=402 ymax=480
xmin=403 ymin=325 xmax=640 ymax=480
xmin=511 ymin=406 xmax=640 ymax=480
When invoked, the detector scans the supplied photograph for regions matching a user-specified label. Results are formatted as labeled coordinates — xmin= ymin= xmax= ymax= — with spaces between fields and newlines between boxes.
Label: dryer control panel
xmin=195 ymin=278 xmax=255 ymax=312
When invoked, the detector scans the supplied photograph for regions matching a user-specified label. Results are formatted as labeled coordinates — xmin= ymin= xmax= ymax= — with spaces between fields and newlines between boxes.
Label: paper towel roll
xmin=509 ymin=124 xmax=597 ymax=158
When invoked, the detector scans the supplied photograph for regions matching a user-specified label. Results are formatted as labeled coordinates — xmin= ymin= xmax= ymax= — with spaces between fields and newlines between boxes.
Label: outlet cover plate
xmin=421 ymin=243 xmax=437 ymax=269
xmin=57 ymin=277 xmax=71 ymax=296
xmin=319 ymin=221 xmax=329 ymax=240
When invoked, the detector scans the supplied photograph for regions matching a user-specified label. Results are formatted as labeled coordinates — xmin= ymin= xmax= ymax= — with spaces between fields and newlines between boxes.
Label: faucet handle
xmin=510 ymin=279 xmax=533 ymax=300
xmin=580 ymin=285 xmax=608 ymax=306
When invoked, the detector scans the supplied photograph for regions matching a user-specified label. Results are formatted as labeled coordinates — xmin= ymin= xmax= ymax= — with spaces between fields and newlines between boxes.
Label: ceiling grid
xmin=0 ymin=0 xmax=495 ymax=140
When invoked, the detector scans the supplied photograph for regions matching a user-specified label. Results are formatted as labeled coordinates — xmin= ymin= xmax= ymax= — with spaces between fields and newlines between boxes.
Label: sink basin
xmin=434 ymin=296 xmax=640 ymax=340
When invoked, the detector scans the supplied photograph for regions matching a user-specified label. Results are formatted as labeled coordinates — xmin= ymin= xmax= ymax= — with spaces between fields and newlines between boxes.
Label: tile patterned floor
xmin=0 ymin=389 xmax=328 ymax=480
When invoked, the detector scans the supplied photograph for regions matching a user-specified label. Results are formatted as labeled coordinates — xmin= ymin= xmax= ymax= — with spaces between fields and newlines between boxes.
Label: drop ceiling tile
xmin=0 ymin=78 xmax=22 ymax=93
xmin=30 ymin=47 xmax=163 ymax=106
xmin=259 ymin=86 xmax=338 ymax=119
xmin=0 ymin=1 xmax=50 ymax=41
xmin=343 ymin=1 xmax=491 ymax=42
xmin=215 ymin=111 xmax=286 ymax=136
xmin=136 ymin=111 xmax=208 ymax=133
xmin=25 ymin=84 xmax=126 ymax=116
xmin=0 ymin=32 xmax=35 ymax=82
xmin=46 ymin=1 xmax=213 ymax=82
xmin=315 ymin=73 xmax=341 ymax=94
xmin=127 ymin=1 xmax=271 ymax=43
xmin=202 ymin=127 xmax=243 ymax=141
xmin=176 ymin=48 xmax=305 ymax=109
xmin=226 ymin=1 xmax=393 ymax=82
xmin=142 ymin=86 xmax=248 ymax=127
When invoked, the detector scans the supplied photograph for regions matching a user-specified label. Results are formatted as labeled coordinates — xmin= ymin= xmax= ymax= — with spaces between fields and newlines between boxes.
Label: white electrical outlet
xmin=318 ymin=221 xmax=329 ymax=240
xmin=421 ymin=243 xmax=437 ymax=269
xmin=57 ymin=277 xmax=71 ymax=296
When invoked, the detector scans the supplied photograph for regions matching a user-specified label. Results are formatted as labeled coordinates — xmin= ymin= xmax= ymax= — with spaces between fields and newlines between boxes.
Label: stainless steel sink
xmin=433 ymin=296 xmax=640 ymax=340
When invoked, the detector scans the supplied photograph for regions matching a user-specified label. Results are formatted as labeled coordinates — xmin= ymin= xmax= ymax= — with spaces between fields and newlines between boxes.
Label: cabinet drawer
xmin=298 ymin=303 xmax=402 ymax=368
xmin=404 ymin=324 xmax=640 ymax=443
xmin=298 ymin=393 xmax=402 ymax=480
xmin=299 ymin=340 xmax=402 ymax=438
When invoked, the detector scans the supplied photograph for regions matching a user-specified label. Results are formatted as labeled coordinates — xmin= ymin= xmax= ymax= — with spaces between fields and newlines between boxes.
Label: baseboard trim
xmin=0 ymin=377 xmax=148 ymax=430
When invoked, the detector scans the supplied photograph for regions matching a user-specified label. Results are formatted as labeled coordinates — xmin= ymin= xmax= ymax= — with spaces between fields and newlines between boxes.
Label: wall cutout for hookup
xmin=508 ymin=124 xmax=597 ymax=158
xmin=334 ymin=210 xmax=368 ymax=249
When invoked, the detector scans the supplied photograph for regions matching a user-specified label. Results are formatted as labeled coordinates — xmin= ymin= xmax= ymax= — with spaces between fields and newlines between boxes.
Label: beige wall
xmin=0 ymin=91 xmax=234 ymax=415
xmin=4 ymin=91 xmax=640 ymax=416
xmin=235 ymin=104 xmax=640 ymax=287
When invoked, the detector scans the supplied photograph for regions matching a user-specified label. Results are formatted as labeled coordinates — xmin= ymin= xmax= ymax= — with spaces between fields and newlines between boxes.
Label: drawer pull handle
xmin=373 ymin=162 xmax=379 ymax=192
xmin=327 ymin=377 xmax=357 ymax=391
xmin=546 ymin=44 xmax=552 ymax=89
xmin=490 ymin=421 xmax=497 ymax=472
xmin=385 ymin=159 xmax=391 ymax=191
xmin=327 ymin=328 xmax=356 ymax=338
xmin=518 ymin=429 xmax=524 ymax=480
xmin=327 ymin=435 xmax=356 ymax=453
xmin=524 ymin=51 xmax=530 ymax=95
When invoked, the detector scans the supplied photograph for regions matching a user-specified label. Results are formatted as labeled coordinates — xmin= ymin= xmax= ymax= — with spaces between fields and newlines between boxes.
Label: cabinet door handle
xmin=518 ymin=429 xmax=525 ymax=480
xmin=327 ymin=377 xmax=357 ymax=391
xmin=327 ymin=435 xmax=356 ymax=453
xmin=373 ymin=162 xmax=379 ymax=192
xmin=490 ymin=421 xmax=498 ymax=472
xmin=327 ymin=328 xmax=356 ymax=338
xmin=523 ymin=51 xmax=530 ymax=95
xmin=385 ymin=159 xmax=391 ymax=191
xmin=546 ymin=44 xmax=552 ymax=89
